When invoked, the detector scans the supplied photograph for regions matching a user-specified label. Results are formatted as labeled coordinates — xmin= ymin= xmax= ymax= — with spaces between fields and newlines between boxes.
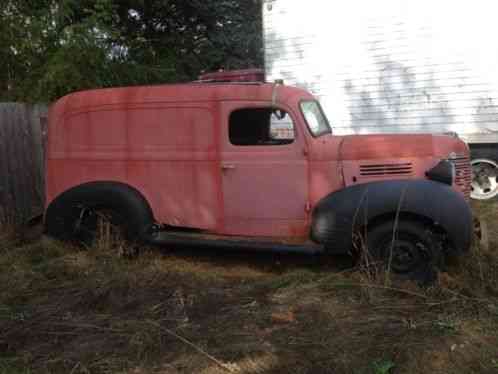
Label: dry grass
xmin=1 ymin=202 xmax=498 ymax=374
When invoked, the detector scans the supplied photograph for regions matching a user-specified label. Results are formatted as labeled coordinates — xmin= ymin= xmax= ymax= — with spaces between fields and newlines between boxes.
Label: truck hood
xmin=339 ymin=134 xmax=434 ymax=160
xmin=338 ymin=133 xmax=468 ymax=160
xmin=306 ymin=132 xmax=471 ymax=201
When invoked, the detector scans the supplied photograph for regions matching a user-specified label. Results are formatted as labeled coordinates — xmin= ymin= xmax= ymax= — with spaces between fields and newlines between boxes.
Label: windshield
xmin=300 ymin=101 xmax=332 ymax=137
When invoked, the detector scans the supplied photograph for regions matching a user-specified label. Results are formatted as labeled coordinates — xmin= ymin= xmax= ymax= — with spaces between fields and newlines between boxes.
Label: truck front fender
xmin=311 ymin=180 xmax=473 ymax=255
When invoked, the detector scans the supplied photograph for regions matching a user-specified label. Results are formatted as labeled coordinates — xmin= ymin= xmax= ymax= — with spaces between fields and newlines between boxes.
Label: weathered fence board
xmin=0 ymin=103 xmax=47 ymax=223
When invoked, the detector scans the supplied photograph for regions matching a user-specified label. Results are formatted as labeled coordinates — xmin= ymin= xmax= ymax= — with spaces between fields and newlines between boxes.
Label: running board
xmin=145 ymin=231 xmax=325 ymax=255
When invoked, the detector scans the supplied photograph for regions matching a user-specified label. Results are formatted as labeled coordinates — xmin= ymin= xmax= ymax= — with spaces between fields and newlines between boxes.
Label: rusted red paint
xmin=46 ymin=81 xmax=471 ymax=238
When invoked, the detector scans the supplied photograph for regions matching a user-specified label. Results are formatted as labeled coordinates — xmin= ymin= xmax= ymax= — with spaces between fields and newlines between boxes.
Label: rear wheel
xmin=47 ymin=203 xmax=129 ymax=249
xmin=45 ymin=183 xmax=155 ymax=248
xmin=70 ymin=205 xmax=126 ymax=247
xmin=366 ymin=220 xmax=441 ymax=284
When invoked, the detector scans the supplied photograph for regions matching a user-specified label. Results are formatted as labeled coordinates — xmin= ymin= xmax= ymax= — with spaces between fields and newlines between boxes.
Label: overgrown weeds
xmin=0 ymin=220 xmax=21 ymax=250
xmin=0 ymin=202 xmax=498 ymax=373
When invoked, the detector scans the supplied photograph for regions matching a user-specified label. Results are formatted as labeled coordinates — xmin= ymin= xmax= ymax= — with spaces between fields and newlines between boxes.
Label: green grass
xmin=371 ymin=360 xmax=395 ymax=374
xmin=0 ymin=355 xmax=32 ymax=374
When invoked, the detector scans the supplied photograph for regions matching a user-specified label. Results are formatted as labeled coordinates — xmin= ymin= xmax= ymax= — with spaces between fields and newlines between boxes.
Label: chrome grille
xmin=359 ymin=162 xmax=413 ymax=177
xmin=450 ymin=156 xmax=472 ymax=199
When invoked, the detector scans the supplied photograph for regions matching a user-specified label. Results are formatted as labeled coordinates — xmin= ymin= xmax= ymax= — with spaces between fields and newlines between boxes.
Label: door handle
xmin=221 ymin=164 xmax=236 ymax=170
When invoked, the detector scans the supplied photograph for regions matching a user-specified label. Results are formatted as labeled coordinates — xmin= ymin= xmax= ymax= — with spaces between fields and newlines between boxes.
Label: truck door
xmin=220 ymin=103 xmax=309 ymax=237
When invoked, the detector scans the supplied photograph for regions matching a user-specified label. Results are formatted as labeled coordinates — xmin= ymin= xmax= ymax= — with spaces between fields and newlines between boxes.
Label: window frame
xmin=299 ymin=100 xmax=332 ymax=138
xmin=227 ymin=105 xmax=298 ymax=147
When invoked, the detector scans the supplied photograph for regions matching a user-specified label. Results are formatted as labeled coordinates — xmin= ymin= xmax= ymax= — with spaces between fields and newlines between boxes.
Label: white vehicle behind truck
xmin=263 ymin=0 xmax=498 ymax=199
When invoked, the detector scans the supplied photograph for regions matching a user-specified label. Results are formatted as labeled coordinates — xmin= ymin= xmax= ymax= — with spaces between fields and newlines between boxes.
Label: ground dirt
xmin=1 ymin=202 xmax=498 ymax=374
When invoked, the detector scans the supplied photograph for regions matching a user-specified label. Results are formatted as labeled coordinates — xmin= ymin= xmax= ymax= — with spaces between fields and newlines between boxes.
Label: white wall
xmin=263 ymin=0 xmax=498 ymax=139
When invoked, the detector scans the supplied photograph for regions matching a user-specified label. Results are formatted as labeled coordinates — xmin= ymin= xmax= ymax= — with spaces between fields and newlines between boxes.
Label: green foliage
xmin=371 ymin=360 xmax=395 ymax=374
xmin=0 ymin=355 xmax=31 ymax=374
xmin=0 ymin=0 xmax=263 ymax=102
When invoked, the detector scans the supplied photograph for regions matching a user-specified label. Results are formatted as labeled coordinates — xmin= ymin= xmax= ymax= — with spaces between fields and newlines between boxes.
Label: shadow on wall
xmin=264 ymin=30 xmax=284 ymax=76
xmin=264 ymin=30 xmax=323 ymax=95
xmin=344 ymin=55 xmax=455 ymax=134
xmin=266 ymin=23 xmax=457 ymax=134
xmin=474 ymin=97 xmax=498 ymax=134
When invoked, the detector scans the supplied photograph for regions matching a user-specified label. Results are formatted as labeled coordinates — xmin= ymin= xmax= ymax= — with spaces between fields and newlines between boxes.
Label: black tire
xmin=366 ymin=220 xmax=441 ymax=285
xmin=45 ymin=182 xmax=154 ymax=246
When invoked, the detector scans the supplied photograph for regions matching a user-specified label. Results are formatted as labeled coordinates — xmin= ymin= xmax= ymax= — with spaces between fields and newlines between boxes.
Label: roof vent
xmin=197 ymin=69 xmax=265 ymax=83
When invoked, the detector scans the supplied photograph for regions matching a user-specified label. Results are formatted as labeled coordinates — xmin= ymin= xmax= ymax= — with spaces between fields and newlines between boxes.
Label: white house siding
xmin=263 ymin=0 xmax=498 ymax=140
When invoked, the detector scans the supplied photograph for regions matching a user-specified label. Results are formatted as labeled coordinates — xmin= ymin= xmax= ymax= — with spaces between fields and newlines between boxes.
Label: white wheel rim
xmin=471 ymin=158 xmax=498 ymax=200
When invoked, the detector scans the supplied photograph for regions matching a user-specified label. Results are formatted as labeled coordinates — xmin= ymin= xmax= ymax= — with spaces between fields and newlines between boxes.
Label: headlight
xmin=425 ymin=160 xmax=455 ymax=185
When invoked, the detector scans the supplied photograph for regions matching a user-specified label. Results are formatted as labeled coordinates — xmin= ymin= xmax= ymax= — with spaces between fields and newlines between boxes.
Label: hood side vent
xmin=359 ymin=162 xmax=413 ymax=177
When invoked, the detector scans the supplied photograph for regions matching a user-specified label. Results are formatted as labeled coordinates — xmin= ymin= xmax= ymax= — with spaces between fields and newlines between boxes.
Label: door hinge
xmin=305 ymin=201 xmax=311 ymax=213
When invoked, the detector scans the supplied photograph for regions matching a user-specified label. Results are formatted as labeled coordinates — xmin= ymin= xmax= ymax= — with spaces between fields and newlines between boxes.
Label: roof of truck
xmin=52 ymin=82 xmax=315 ymax=114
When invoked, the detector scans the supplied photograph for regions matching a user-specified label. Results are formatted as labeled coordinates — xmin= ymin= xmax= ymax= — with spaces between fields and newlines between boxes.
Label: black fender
xmin=311 ymin=180 xmax=473 ymax=255
xmin=45 ymin=181 xmax=155 ymax=240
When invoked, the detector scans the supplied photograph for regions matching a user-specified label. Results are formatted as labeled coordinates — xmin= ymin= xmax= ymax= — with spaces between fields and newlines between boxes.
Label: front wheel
xmin=366 ymin=220 xmax=441 ymax=284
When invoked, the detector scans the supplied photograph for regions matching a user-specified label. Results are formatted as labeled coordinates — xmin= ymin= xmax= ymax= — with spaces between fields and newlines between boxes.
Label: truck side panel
xmin=47 ymin=103 xmax=221 ymax=230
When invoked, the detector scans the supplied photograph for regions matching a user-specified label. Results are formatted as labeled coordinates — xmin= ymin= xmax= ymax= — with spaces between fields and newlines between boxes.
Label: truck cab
xmin=45 ymin=71 xmax=473 ymax=282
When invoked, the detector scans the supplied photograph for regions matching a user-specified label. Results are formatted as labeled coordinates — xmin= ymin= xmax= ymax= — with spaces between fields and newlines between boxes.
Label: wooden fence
xmin=0 ymin=103 xmax=47 ymax=223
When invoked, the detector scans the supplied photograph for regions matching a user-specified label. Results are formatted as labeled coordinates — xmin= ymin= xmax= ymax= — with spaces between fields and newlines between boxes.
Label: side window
xmin=229 ymin=108 xmax=295 ymax=146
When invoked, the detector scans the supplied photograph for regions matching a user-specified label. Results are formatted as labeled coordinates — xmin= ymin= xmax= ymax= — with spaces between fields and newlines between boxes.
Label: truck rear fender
xmin=45 ymin=181 xmax=155 ymax=240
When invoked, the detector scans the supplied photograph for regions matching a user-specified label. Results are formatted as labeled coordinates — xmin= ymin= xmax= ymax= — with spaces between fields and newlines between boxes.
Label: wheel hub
xmin=385 ymin=240 xmax=424 ymax=273
xmin=471 ymin=159 xmax=498 ymax=200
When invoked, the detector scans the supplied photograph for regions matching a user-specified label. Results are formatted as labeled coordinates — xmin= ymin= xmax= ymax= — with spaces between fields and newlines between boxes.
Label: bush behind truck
xmin=44 ymin=70 xmax=473 ymax=284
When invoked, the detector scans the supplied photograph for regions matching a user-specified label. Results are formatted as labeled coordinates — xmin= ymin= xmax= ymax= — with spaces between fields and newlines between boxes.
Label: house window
xmin=229 ymin=108 xmax=295 ymax=146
